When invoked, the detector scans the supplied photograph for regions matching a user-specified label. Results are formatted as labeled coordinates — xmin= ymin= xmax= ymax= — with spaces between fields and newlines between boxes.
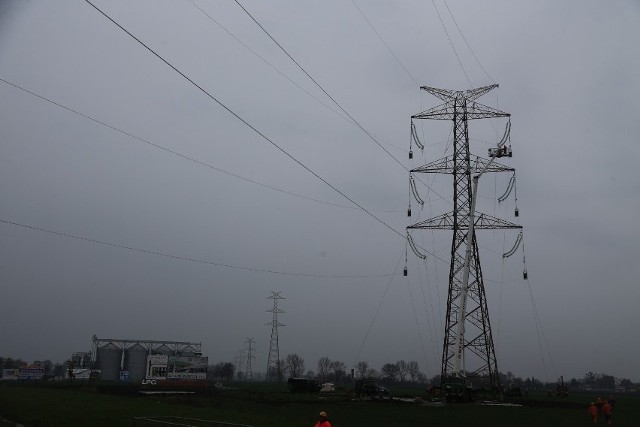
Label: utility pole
xmin=407 ymin=85 xmax=521 ymax=390
xmin=244 ymin=337 xmax=255 ymax=381
xmin=265 ymin=291 xmax=285 ymax=381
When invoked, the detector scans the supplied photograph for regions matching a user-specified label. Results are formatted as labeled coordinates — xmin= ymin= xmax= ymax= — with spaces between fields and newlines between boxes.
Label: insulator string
xmin=498 ymin=174 xmax=515 ymax=202
xmin=407 ymin=232 xmax=428 ymax=260
xmin=502 ymin=231 xmax=522 ymax=258
xmin=411 ymin=120 xmax=425 ymax=150
xmin=410 ymin=174 xmax=425 ymax=206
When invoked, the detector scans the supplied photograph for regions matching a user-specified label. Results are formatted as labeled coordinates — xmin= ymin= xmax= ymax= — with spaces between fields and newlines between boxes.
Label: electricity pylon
xmin=265 ymin=291 xmax=285 ymax=381
xmin=407 ymin=85 xmax=521 ymax=390
xmin=245 ymin=337 xmax=255 ymax=381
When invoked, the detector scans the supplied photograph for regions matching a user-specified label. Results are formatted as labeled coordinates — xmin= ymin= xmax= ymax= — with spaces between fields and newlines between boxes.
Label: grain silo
xmin=124 ymin=343 xmax=148 ymax=381
xmin=96 ymin=343 xmax=122 ymax=381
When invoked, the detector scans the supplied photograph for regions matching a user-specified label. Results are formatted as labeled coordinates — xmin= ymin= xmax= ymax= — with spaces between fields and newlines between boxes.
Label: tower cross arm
xmin=419 ymin=86 xmax=457 ymax=101
xmin=412 ymin=101 xmax=509 ymax=121
xmin=467 ymin=102 xmax=510 ymax=120
xmin=464 ymin=84 xmax=499 ymax=101
xmin=407 ymin=212 xmax=455 ymax=229
xmin=411 ymin=155 xmax=514 ymax=174
xmin=407 ymin=212 xmax=522 ymax=230
xmin=412 ymin=101 xmax=455 ymax=120
xmin=420 ymin=84 xmax=498 ymax=102
xmin=473 ymin=213 xmax=522 ymax=229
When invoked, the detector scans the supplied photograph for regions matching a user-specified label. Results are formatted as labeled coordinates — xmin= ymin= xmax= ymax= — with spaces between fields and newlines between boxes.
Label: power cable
xmin=405 ymin=273 xmax=431 ymax=377
xmin=0 ymin=217 xmax=395 ymax=279
xmin=82 ymin=3 xmax=395 ymax=231
xmin=185 ymin=0 xmax=407 ymax=154
xmin=350 ymin=0 xmax=420 ymax=86
xmin=0 ymin=77 xmax=400 ymax=213
xmin=442 ymin=0 xmax=495 ymax=84
xmin=185 ymin=1 xmax=346 ymax=123
xmin=352 ymin=247 xmax=404 ymax=365
xmin=83 ymin=0 xmax=448 ymax=265
xmin=232 ymin=0 xmax=450 ymax=204
xmin=440 ymin=0 xmax=501 ymax=139
xmin=522 ymin=235 xmax=558 ymax=381
xmin=415 ymin=253 xmax=440 ymax=371
xmin=430 ymin=0 xmax=473 ymax=87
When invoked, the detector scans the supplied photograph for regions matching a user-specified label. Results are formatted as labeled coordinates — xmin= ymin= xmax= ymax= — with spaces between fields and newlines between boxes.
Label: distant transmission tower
xmin=265 ymin=291 xmax=285 ymax=381
xmin=245 ymin=337 xmax=255 ymax=381
xmin=407 ymin=85 xmax=521 ymax=390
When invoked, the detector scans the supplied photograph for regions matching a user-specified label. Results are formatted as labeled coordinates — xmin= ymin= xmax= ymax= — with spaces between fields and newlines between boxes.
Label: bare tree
xmin=212 ymin=362 xmax=235 ymax=382
xmin=381 ymin=363 xmax=399 ymax=382
xmin=396 ymin=360 xmax=408 ymax=382
xmin=330 ymin=360 xmax=346 ymax=384
xmin=407 ymin=361 xmax=420 ymax=383
xmin=585 ymin=371 xmax=597 ymax=387
xmin=285 ymin=353 xmax=305 ymax=378
xmin=356 ymin=361 xmax=369 ymax=380
xmin=356 ymin=360 xmax=377 ymax=379
xmin=317 ymin=356 xmax=332 ymax=383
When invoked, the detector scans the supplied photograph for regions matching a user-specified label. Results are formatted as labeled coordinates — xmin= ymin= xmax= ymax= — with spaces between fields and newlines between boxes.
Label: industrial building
xmin=92 ymin=336 xmax=204 ymax=382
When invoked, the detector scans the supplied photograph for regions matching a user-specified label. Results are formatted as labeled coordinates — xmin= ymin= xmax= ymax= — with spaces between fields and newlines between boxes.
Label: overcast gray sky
xmin=0 ymin=0 xmax=639 ymax=383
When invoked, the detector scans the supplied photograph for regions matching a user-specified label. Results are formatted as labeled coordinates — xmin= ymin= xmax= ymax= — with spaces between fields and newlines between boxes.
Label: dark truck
xmin=287 ymin=377 xmax=321 ymax=393
xmin=354 ymin=378 xmax=390 ymax=399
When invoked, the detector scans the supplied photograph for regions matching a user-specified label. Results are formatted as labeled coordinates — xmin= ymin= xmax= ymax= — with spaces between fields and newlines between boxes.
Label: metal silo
xmin=124 ymin=344 xmax=148 ymax=382
xmin=96 ymin=343 xmax=122 ymax=381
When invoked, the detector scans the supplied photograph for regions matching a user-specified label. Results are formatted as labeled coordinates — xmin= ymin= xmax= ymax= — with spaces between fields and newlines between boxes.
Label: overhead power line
xmin=442 ymin=0 xmax=495 ymax=84
xmin=185 ymin=0 xmax=349 ymax=123
xmin=430 ymin=0 xmax=473 ymax=87
xmin=350 ymin=0 xmax=420 ymax=86
xmin=83 ymin=0 xmax=447 ymax=264
xmin=232 ymin=0 xmax=450 ymax=204
xmin=0 ymin=77 xmax=399 ymax=213
xmin=185 ymin=0 xmax=407 ymax=154
xmin=0 ymin=218 xmax=394 ymax=279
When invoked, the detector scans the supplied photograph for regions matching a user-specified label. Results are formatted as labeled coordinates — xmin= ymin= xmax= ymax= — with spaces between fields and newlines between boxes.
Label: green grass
xmin=0 ymin=382 xmax=635 ymax=427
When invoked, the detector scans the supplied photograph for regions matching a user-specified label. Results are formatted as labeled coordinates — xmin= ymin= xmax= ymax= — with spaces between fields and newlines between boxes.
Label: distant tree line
xmin=2 ymin=355 xmax=636 ymax=392
xmin=498 ymin=370 xmax=635 ymax=392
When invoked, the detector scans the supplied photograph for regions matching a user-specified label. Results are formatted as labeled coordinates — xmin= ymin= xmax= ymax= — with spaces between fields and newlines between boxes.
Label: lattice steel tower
xmin=407 ymin=85 xmax=521 ymax=389
xmin=245 ymin=337 xmax=255 ymax=381
xmin=265 ymin=291 xmax=285 ymax=381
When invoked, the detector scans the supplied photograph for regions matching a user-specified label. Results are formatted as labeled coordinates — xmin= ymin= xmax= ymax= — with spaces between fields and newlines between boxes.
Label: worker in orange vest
xmin=314 ymin=411 xmax=331 ymax=427
xmin=602 ymin=400 xmax=613 ymax=426
xmin=588 ymin=402 xmax=598 ymax=424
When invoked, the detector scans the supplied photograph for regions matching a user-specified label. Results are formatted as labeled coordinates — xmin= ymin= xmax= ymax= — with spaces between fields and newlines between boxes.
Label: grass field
xmin=0 ymin=382 xmax=634 ymax=426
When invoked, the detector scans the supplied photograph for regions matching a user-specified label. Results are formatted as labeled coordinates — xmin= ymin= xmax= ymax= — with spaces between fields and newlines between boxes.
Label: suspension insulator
xmin=523 ymin=269 xmax=528 ymax=280
xmin=407 ymin=208 xmax=412 ymax=217
xmin=403 ymin=267 xmax=408 ymax=277
xmin=515 ymin=208 xmax=519 ymax=217
xmin=409 ymin=150 xmax=413 ymax=159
